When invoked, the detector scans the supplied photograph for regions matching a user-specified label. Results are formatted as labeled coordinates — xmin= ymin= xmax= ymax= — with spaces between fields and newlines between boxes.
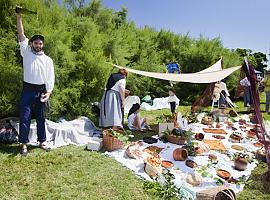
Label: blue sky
xmin=101 ymin=0 xmax=270 ymax=59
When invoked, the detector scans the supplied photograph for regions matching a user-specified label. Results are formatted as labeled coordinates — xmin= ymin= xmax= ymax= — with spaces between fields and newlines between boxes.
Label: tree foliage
xmin=1 ymin=0 xmax=262 ymax=120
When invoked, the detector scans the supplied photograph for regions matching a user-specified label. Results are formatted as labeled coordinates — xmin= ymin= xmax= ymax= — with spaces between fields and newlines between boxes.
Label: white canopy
xmin=108 ymin=59 xmax=240 ymax=84
xmin=197 ymin=58 xmax=222 ymax=73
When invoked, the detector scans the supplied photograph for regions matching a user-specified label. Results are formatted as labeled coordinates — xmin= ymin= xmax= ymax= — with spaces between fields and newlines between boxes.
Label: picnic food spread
xmin=106 ymin=111 xmax=265 ymax=197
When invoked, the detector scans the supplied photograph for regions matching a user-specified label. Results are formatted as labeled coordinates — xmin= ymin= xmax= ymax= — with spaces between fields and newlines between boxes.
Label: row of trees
xmin=0 ymin=0 xmax=267 ymax=120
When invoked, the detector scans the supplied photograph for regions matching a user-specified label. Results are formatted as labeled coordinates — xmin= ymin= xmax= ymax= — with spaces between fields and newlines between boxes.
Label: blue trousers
xmin=19 ymin=89 xmax=46 ymax=143
xmin=244 ymin=87 xmax=252 ymax=107
xmin=266 ymin=92 xmax=270 ymax=112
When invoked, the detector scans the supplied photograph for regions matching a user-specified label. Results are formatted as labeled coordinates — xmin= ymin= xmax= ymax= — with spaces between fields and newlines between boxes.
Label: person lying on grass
xmin=127 ymin=103 xmax=152 ymax=132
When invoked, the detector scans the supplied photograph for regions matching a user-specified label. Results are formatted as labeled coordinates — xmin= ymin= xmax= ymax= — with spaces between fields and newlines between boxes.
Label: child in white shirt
xmin=168 ymin=90 xmax=180 ymax=114
xmin=127 ymin=103 xmax=151 ymax=131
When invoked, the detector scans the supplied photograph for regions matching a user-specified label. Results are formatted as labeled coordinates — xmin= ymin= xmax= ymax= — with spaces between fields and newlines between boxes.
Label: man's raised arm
xmin=16 ymin=12 xmax=26 ymax=42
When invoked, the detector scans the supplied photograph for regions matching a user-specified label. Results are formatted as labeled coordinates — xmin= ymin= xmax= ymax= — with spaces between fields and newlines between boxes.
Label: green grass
xmin=0 ymin=102 xmax=270 ymax=199
xmin=0 ymin=145 xmax=159 ymax=200
xmin=237 ymin=162 xmax=270 ymax=200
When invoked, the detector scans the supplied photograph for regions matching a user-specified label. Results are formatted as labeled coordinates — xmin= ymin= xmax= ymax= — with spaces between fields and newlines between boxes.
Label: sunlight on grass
xmin=1 ymin=100 xmax=270 ymax=199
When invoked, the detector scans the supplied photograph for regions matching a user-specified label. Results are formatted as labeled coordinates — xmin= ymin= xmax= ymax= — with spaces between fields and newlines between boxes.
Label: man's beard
xmin=31 ymin=46 xmax=44 ymax=55
xmin=33 ymin=47 xmax=42 ymax=52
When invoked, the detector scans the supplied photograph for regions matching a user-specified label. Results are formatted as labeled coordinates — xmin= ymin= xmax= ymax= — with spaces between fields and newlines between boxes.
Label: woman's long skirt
xmin=99 ymin=89 xmax=123 ymax=128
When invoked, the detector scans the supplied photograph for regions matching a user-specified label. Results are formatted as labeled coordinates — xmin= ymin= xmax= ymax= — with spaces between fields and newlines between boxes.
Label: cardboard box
xmin=86 ymin=137 xmax=103 ymax=151
xmin=158 ymin=123 xmax=174 ymax=137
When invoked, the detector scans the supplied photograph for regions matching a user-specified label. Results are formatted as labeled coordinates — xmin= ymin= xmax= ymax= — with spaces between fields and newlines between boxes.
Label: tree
xmin=0 ymin=0 xmax=243 ymax=120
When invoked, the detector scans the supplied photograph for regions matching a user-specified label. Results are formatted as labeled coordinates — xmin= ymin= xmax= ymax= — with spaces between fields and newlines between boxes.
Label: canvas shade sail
xmin=108 ymin=60 xmax=241 ymax=83
xmin=196 ymin=59 xmax=222 ymax=73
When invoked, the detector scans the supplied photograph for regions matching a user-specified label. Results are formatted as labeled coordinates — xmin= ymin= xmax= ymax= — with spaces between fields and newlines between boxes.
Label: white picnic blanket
xmin=105 ymin=120 xmax=260 ymax=196
xmin=141 ymin=97 xmax=172 ymax=111
xmin=15 ymin=117 xmax=101 ymax=149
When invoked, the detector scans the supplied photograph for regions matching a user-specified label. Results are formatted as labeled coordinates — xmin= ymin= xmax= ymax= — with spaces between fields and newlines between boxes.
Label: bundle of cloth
xmin=15 ymin=117 xmax=101 ymax=149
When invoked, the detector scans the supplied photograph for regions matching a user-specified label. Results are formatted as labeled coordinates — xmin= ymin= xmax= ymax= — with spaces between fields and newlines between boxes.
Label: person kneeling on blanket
xmin=127 ymin=103 xmax=152 ymax=132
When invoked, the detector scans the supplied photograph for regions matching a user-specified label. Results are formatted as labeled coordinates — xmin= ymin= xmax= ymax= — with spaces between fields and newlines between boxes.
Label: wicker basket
xmin=166 ymin=134 xmax=186 ymax=145
xmin=196 ymin=186 xmax=236 ymax=200
xmin=103 ymin=130 xmax=124 ymax=151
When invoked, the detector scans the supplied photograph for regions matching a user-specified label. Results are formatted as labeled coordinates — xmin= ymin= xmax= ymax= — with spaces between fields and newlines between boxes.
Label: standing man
xmin=16 ymin=10 xmax=55 ymax=155
xmin=262 ymin=69 xmax=270 ymax=114
xmin=240 ymin=77 xmax=252 ymax=111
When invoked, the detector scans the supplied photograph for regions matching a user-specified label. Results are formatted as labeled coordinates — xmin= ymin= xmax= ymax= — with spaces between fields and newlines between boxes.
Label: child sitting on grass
xmin=127 ymin=103 xmax=152 ymax=132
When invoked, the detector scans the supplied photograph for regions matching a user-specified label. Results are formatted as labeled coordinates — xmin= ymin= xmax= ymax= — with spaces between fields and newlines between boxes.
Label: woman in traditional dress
xmin=127 ymin=103 xmax=151 ymax=131
xmin=99 ymin=69 xmax=128 ymax=129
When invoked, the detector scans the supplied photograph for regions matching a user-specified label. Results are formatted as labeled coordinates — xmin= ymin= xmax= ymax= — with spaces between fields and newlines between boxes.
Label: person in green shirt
xmin=262 ymin=69 xmax=270 ymax=114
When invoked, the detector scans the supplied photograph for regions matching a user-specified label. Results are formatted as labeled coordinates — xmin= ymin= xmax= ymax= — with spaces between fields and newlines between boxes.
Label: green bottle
xmin=15 ymin=6 xmax=37 ymax=15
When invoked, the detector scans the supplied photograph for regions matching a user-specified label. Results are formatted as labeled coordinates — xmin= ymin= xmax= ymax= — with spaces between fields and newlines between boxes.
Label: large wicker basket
xmin=196 ymin=186 xmax=236 ymax=200
xmin=103 ymin=129 xmax=124 ymax=151
xmin=166 ymin=134 xmax=186 ymax=145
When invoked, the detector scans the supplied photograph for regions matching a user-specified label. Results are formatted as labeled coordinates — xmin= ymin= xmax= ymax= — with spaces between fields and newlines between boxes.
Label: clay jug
xmin=173 ymin=148 xmax=188 ymax=161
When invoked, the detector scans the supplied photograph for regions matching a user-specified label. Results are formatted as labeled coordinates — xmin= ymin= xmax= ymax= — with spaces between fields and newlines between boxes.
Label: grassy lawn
xmin=0 ymin=145 xmax=159 ymax=200
xmin=0 ymin=99 xmax=270 ymax=199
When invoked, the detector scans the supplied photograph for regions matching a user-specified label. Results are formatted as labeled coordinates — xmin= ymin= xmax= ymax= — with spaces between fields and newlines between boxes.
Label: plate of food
xmin=143 ymin=146 xmax=164 ymax=156
xmin=212 ymin=135 xmax=225 ymax=139
xmin=203 ymin=128 xmax=227 ymax=135
xmin=231 ymin=144 xmax=245 ymax=151
xmin=204 ymin=140 xmax=226 ymax=153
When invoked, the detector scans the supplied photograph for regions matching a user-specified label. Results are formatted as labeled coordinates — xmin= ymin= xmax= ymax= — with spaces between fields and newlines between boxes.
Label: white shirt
xmin=110 ymin=79 xmax=126 ymax=92
xmin=128 ymin=113 xmax=137 ymax=130
xmin=167 ymin=95 xmax=180 ymax=105
xmin=240 ymin=77 xmax=251 ymax=87
xmin=220 ymin=81 xmax=230 ymax=96
xmin=19 ymin=38 xmax=55 ymax=93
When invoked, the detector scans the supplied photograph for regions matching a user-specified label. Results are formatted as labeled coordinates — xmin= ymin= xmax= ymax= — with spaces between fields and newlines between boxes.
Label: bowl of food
xmin=161 ymin=160 xmax=174 ymax=168
xmin=247 ymin=129 xmax=257 ymax=139
xmin=217 ymin=169 xmax=231 ymax=180
xmin=253 ymin=142 xmax=263 ymax=148
xmin=208 ymin=154 xmax=217 ymax=161
xmin=229 ymin=133 xmax=242 ymax=143
xmin=212 ymin=135 xmax=225 ymax=139
xmin=185 ymin=159 xmax=198 ymax=168
xmin=144 ymin=156 xmax=162 ymax=177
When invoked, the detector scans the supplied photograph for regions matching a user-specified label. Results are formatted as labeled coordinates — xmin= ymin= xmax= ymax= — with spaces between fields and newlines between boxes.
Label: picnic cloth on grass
xmin=15 ymin=116 xmax=101 ymax=148
xmin=105 ymin=120 xmax=260 ymax=196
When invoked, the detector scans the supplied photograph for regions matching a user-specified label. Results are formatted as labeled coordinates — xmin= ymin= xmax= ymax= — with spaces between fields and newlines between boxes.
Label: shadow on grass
xmin=0 ymin=143 xmax=20 ymax=157
xmin=0 ymin=143 xmax=37 ymax=157
xmin=130 ymin=124 xmax=158 ymax=142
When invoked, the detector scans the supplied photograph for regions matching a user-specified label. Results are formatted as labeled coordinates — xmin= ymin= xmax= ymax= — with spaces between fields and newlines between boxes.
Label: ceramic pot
xmin=195 ymin=133 xmax=204 ymax=141
xmin=208 ymin=154 xmax=217 ymax=161
xmin=186 ymin=173 xmax=202 ymax=186
xmin=173 ymin=148 xmax=188 ymax=161
xmin=234 ymin=155 xmax=248 ymax=171
xmin=202 ymin=116 xmax=212 ymax=125
xmin=256 ymin=149 xmax=267 ymax=163
xmin=185 ymin=159 xmax=198 ymax=168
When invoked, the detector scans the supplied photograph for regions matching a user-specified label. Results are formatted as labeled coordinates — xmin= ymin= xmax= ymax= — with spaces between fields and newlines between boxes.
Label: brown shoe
xmin=20 ymin=147 xmax=28 ymax=156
